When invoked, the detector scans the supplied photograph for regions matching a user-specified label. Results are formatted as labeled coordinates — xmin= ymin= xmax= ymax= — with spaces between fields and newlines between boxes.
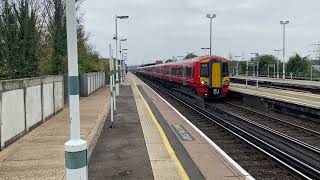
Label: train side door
xmin=211 ymin=62 xmax=221 ymax=95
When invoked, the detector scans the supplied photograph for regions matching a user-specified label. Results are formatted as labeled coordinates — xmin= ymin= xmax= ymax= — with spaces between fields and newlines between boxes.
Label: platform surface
xmin=0 ymin=87 xmax=109 ymax=180
xmin=230 ymin=83 xmax=320 ymax=109
xmin=231 ymin=75 xmax=320 ymax=88
xmin=88 ymin=85 xmax=154 ymax=180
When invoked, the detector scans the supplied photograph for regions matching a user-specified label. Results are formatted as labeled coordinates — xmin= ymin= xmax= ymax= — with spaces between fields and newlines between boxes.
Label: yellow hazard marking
xmin=132 ymin=77 xmax=190 ymax=180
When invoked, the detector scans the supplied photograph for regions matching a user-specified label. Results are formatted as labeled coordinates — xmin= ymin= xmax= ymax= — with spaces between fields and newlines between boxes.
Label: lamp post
xmin=114 ymin=15 xmax=129 ymax=95
xmin=251 ymin=53 xmax=260 ymax=88
xmin=274 ymin=49 xmax=282 ymax=78
xmin=206 ymin=13 xmax=216 ymax=55
xmin=280 ymin=20 xmax=289 ymax=80
xmin=65 ymin=0 xmax=87 ymax=179
xmin=201 ymin=47 xmax=210 ymax=56
xmin=246 ymin=58 xmax=249 ymax=88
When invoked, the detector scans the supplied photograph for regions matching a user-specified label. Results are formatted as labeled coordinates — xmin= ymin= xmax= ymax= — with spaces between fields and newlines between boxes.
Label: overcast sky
xmin=81 ymin=0 xmax=320 ymax=65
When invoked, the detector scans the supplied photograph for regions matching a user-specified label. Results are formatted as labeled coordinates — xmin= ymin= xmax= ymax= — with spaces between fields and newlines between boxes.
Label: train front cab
xmin=199 ymin=58 xmax=230 ymax=98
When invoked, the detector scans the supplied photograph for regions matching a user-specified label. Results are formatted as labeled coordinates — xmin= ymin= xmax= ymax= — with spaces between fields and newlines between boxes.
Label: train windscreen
xmin=200 ymin=63 xmax=209 ymax=77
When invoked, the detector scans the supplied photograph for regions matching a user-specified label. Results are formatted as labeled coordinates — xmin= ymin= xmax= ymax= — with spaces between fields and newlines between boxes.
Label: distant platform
xmin=231 ymin=75 xmax=320 ymax=90
xmin=230 ymin=83 xmax=320 ymax=120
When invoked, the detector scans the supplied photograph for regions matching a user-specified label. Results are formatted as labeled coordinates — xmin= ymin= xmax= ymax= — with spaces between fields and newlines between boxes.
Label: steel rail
xmin=223 ymin=101 xmax=320 ymax=136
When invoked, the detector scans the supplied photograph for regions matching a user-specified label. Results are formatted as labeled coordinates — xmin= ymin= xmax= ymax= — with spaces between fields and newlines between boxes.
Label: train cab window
xmin=186 ymin=67 xmax=192 ymax=77
xmin=222 ymin=62 xmax=229 ymax=76
xmin=200 ymin=63 xmax=209 ymax=77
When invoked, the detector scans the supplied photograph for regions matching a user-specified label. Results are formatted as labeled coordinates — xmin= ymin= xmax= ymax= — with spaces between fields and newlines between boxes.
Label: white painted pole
xmin=256 ymin=60 xmax=259 ymax=88
xmin=119 ymin=41 xmax=122 ymax=84
xmin=112 ymin=54 xmax=117 ymax=111
xmin=236 ymin=60 xmax=239 ymax=76
xmin=64 ymin=0 xmax=87 ymax=179
xmin=109 ymin=44 xmax=114 ymax=125
xmin=115 ymin=15 xmax=120 ymax=96
xmin=246 ymin=60 xmax=248 ymax=88
xmin=273 ymin=64 xmax=276 ymax=78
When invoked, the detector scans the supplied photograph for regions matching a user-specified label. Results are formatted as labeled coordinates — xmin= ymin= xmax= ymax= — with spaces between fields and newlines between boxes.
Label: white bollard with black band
xmin=64 ymin=0 xmax=88 ymax=179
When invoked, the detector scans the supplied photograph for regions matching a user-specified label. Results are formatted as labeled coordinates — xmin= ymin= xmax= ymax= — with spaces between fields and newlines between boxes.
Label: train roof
xmin=139 ymin=55 xmax=227 ymax=68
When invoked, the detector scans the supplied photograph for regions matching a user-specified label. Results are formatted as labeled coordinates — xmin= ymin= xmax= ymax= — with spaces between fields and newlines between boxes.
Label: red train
xmin=135 ymin=56 xmax=230 ymax=98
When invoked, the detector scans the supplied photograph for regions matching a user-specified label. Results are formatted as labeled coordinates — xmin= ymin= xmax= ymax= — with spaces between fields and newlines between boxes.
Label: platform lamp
xmin=201 ymin=48 xmax=210 ymax=56
xmin=65 ymin=0 xmax=88 ymax=179
xmin=114 ymin=15 xmax=129 ymax=95
xmin=250 ymin=52 xmax=260 ymax=88
xmin=280 ymin=20 xmax=289 ymax=80
xmin=206 ymin=13 xmax=216 ymax=55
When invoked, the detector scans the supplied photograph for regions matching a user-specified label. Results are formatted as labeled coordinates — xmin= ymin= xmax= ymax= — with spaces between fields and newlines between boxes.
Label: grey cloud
xmin=82 ymin=0 xmax=320 ymax=65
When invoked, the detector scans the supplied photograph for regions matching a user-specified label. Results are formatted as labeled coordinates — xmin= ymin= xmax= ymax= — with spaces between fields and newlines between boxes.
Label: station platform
xmin=231 ymin=75 xmax=320 ymax=90
xmin=0 ymin=88 xmax=110 ymax=180
xmin=230 ymin=83 xmax=320 ymax=110
xmin=89 ymin=73 xmax=252 ymax=180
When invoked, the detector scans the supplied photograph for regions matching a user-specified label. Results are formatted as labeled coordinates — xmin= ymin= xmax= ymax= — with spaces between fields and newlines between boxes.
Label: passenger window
xmin=200 ymin=63 xmax=209 ymax=77
xmin=222 ymin=62 xmax=229 ymax=76
xmin=186 ymin=67 xmax=192 ymax=77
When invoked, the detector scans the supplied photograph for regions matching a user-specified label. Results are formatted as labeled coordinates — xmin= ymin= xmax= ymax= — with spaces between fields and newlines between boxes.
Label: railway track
xmin=137 ymin=75 xmax=320 ymax=180
xmin=213 ymin=102 xmax=320 ymax=148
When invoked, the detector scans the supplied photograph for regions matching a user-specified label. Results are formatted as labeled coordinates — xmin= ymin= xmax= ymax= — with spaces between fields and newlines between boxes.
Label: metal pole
xmin=311 ymin=61 xmax=313 ymax=81
xmin=109 ymin=44 xmax=114 ymax=126
xmin=119 ymin=41 xmax=122 ymax=84
xmin=282 ymin=23 xmax=286 ymax=80
xmin=246 ymin=60 xmax=248 ymax=88
xmin=64 ymin=1 xmax=87 ymax=179
xmin=209 ymin=18 xmax=212 ymax=56
xmin=256 ymin=59 xmax=259 ymax=88
xmin=253 ymin=65 xmax=255 ymax=77
xmin=277 ymin=51 xmax=280 ymax=78
xmin=236 ymin=60 xmax=239 ymax=76
xmin=273 ymin=64 xmax=276 ymax=78
xmin=268 ymin=66 xmax=270 ymax=78
xmin=115 ymin=16 xmax=120 ymax=95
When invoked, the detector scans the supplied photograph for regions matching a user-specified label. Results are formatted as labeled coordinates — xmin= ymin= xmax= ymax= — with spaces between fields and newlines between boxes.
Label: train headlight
xmin=201 ymin=81 xmax=207 ymax=85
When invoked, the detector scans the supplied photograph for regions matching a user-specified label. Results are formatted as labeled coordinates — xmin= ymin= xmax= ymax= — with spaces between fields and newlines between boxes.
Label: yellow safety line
xmin=132 ymin=77 xmax=190 ymax=180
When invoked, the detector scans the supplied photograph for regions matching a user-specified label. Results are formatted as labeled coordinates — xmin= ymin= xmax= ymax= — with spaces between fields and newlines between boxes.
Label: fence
xmin=0 ymin=75 xmax=64 ymax=150
xmin=79 ymin=72 xmax=105 ymax=97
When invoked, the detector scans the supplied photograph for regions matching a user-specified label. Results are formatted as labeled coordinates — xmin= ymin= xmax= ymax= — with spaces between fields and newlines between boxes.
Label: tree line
xmin=0 ymin=0 xmax=107 ymax=80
